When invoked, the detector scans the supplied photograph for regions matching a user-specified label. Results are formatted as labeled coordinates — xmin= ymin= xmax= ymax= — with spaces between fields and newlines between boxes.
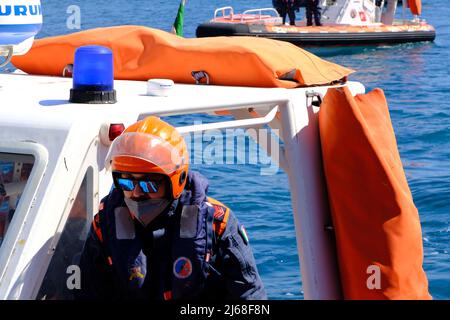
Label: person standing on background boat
xmin=76 ymin=116 xmax=266 ymax=300
xmin=306 ymin=0 xmax=322 ymax=26
xmin=280 ymin=0 xmax=297 ymax=26
xmin=272 ymin=0 xmax=283 ymax=15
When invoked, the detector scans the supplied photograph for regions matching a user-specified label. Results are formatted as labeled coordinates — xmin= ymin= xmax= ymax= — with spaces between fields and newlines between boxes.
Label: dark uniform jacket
xmin=76 ymin=171 xmax=266 ymax=300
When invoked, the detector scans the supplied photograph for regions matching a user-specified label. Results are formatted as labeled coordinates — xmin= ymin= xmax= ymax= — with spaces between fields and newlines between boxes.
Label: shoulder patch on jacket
xmin=238 ymin=224 xmax=249 ymax=245
xmin=207 ymin=197 xmax=230 ymax=237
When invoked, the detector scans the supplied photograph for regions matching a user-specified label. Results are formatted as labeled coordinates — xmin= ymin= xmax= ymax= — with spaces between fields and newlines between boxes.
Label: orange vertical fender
xmin=319 ymin=87 xmax=431 ymax=300
xmin=408 ymin=0 xmax=422 ymax=16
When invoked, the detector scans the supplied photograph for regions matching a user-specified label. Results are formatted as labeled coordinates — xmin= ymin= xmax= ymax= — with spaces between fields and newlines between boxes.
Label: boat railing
xmin=242 ymin=8 xmax=280 ymax=19
xmin=242 ymin=8 xmax=282 ymax=24
xmin=213 ymin=6 xmax=235 ymax=21
xmin=213 ymin=7 xmax=282 ymax=24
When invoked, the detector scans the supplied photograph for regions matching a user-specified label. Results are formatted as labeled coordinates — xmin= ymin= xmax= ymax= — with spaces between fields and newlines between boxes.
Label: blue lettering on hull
xmin=0 ymin=5 xmax=42 ymax=16
xmin=0 ymin=6 xmax=12 ymax=16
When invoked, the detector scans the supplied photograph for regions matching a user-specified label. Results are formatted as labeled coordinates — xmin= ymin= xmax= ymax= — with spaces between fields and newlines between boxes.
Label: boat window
xmin=36 ymin=168 xmax=93 ymax=300
xmin=0 ymin=154 xmax=34 ymax=249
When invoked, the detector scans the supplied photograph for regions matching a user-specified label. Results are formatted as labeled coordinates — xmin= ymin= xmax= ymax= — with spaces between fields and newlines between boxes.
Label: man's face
xmin=117 ymin=173 xmax=167 ymax=201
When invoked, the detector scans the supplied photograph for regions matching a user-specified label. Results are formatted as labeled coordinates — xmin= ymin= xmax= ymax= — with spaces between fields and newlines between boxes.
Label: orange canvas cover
xmin=408 ymin=0 xmax=422 ymax=16
xmin=11 ymin=26 xmax=353 ymax=88
xmin=319 ymin=87 xmax=431 ymax=300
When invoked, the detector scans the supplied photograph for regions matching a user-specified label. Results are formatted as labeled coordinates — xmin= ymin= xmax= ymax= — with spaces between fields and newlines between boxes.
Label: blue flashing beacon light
xmin=70 ymin=45 xmax=117 ymax=104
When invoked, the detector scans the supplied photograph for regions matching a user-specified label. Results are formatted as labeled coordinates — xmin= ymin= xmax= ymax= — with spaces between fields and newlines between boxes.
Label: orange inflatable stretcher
xmin=319 ymin=87 xmax=431 ymax=299
xmin=11 ymin=26 xmax=353 ymax=88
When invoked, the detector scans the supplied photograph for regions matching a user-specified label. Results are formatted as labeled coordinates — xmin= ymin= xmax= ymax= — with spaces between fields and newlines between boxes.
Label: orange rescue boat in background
xmin=196 ymin=0 xmax=435 ymax=46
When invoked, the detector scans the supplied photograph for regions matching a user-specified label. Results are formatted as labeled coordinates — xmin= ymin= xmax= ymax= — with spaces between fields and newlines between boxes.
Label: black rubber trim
xmin=70 ymin=89 xmax=117 ymax=104
xmin=196 ymin=23 xmax=436 ymax=46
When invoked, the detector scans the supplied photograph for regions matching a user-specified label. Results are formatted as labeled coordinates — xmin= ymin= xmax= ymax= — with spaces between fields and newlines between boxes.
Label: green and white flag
xmin=172 ymin=0 xmax=186 ymax=37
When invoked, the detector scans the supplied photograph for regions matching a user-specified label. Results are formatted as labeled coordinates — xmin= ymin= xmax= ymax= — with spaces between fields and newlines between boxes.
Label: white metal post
xmin=279 ymin=100 xmax=342 ymax=299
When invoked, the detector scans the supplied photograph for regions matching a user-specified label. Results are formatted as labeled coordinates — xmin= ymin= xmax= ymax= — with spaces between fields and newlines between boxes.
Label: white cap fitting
xmin=147 ymin=79 xmax=174 ymax=97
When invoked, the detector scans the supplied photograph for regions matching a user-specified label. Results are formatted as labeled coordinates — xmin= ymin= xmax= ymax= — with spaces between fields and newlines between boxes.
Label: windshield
xmin=0 ymin=153 xmax=34 ymax=248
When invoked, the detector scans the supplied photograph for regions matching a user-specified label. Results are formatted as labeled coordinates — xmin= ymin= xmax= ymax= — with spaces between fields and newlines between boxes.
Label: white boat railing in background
xmin=242 ymin=8 xmax=280 ymax=19
xmin=213 ymin=6 xmax=282 ymax=24
xmin=242 ymin=8 xmax=282 ymax=24
xmin=213 ymin=6 xmax=235 ymax=21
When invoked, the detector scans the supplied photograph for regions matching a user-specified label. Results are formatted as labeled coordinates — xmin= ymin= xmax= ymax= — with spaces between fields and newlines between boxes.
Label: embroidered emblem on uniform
xmin=129 ymin=266 xmax=145 ymax=281
xmin=173 ymin=257 xmax=193 ymax=279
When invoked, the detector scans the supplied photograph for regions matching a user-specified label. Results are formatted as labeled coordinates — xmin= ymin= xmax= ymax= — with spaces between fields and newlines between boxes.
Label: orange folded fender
xmin=319 ymin=87 xmax=431 ymax=300
xmin=12 ymin=25 xmax=353 ymax=88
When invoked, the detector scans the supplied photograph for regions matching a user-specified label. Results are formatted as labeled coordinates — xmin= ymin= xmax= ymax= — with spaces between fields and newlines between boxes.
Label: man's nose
xmin=132 ymin=183 xmax=145 ymax=197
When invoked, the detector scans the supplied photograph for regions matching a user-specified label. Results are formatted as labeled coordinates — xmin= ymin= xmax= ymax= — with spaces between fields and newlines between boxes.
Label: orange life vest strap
xmin=92 ymin=214 xmax=104 ymax=243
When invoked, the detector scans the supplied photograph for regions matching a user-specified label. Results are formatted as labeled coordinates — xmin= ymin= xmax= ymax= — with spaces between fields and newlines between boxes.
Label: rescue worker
xmin=306 ymin=0 xmax=322 ymax=26
xmin=76 ymin=116 xmax=266 ymax=300
xmin=272 ymin=0 xmax=283 ymax=16
xmin=280 ymin=0 xmax=296 ymax=26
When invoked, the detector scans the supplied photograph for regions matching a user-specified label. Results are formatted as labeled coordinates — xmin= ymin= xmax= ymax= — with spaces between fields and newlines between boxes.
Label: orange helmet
xmin=105 ymin=116 xmax=189 ymax=199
